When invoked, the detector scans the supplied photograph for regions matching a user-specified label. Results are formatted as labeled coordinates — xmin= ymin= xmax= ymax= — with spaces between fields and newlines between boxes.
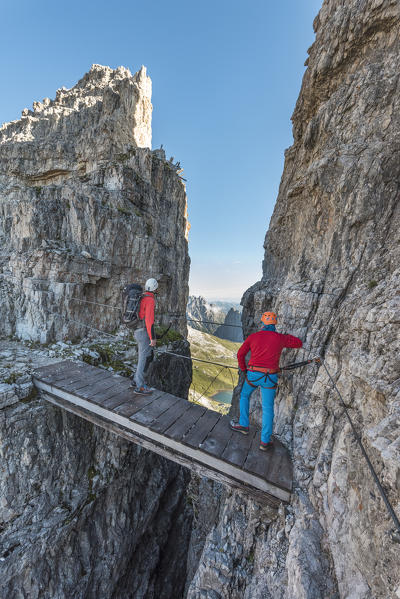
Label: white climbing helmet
xmin=145 ymin=278 xmax=158 ymax=292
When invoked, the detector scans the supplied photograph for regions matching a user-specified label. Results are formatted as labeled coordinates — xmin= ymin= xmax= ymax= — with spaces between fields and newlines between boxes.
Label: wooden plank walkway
xmin=32 ymin=360 xmax=292 ymax=506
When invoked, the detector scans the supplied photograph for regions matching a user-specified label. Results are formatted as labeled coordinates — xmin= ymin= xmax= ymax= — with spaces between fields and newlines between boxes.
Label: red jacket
xmin=139 ymin=292 xmax=155 ymax=340
xmin=237 ymin=330 xmax=302 ymax=371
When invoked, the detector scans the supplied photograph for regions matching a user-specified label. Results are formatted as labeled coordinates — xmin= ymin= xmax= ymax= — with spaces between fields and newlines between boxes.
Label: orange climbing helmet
xmin=261 ymin=311 xmax=277 ymax=325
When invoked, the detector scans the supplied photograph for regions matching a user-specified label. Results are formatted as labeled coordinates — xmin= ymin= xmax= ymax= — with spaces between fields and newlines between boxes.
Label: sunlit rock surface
xmin=0 ymin=64 xmax=189 ymax=342
xmin=187 ymin=1 xmax=400 ymax=597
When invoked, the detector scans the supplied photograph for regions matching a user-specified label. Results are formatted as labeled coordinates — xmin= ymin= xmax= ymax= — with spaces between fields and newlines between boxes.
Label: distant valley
xmin=186 ymin=295 xmax=243 ymax=342
xmin=187 ymin=327 xmax=240 ymax=414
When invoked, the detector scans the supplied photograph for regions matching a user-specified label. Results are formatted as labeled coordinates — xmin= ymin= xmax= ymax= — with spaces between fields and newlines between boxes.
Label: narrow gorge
xmin=1 ymin=0 xmax=399 ymax=598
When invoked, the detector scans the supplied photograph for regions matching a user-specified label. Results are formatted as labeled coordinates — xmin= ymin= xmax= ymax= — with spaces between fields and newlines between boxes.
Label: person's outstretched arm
xmin=281 ymin=334 xmax=302 ymax=349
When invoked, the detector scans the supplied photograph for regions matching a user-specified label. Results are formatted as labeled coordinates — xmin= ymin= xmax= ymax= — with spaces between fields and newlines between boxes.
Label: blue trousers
xmin=239 ymin=370 xmax=278 ymax=443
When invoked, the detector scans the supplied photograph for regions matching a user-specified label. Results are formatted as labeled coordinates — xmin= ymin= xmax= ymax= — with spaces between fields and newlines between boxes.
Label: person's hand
xmin=150 ymin=339 xmax=157 ymax=347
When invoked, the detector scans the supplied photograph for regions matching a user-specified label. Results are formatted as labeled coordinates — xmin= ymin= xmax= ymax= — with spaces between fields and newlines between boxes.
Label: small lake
xmin=212 ymin=390 xmax=232 ymax=405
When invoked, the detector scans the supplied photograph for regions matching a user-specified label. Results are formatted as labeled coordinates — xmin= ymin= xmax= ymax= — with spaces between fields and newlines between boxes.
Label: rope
xmin=322 ymin=360 xmax=400 ymax=542
xmin=59 ymin=316 xmax=127 ymax=341
xmin=3 ymin=274 xmax=320 ymax=373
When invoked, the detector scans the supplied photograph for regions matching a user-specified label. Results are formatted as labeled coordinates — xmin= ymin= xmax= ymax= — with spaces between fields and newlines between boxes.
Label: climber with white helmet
xmin=131 ymin=277 xmax=159 ymax=395
xmin=230 ymin=311 xmax=302 ymax=451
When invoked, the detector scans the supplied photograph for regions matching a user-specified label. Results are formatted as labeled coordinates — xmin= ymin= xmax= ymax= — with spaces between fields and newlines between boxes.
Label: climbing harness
xmin=244 ymin=358 xmax=320 ymax=389
xmin=245 ymin=370 xmax=278 ymax=389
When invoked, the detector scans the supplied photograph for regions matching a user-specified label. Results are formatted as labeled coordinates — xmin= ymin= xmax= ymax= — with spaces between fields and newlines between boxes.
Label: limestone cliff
xmin=186 ymin=296 xmax=225 ymax=334
xmin=214 ymin=309 xmax=243 ymax=343
xmin=0 ymin=342 xmax=192 ymax=599
xmin=0 ymin=64 xmax=189 ymax=342
xmin=187 ymin=1 xmax=400 ymax=598
xmin=0 ymin=65 xmax=193 ymax=598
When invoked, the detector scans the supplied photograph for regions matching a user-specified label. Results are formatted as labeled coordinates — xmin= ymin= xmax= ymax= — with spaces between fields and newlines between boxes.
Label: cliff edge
xmin=188 ymin=1 xmax=400 ymax=597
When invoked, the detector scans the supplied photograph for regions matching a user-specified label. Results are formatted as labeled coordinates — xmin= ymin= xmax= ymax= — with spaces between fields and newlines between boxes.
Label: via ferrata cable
xmin=322 ymin=360 xmax=400 ymax=543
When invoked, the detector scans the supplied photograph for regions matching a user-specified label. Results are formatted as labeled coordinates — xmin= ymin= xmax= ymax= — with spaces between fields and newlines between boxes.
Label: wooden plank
xmin=101 ymin=388 xmax=137 ymax=410
xmin=130 ymin=393 xmax=182 ymax=426
xmin=41 ymin=362 xmax=102 ymax=387
xmin=33 ymin=360 xmax=74 ymax=378
xmin=41 ymin=367 xmax=94 ymax=391
xmin=90 ymin=378 xmax=132 ymax=406
xmin=34 ymin=379 xmax=291 ymax=503
xmin=183 ymin=409 xmax=221 ymax=449
xmin=35 ymin=361 xmax=104 ymax=384
xmin=243 ymin=432 xmax=271 ymax=480
xmin=41 ymin=391 xmax=284 ymax=507
xmin=221 ymin=427 xmax=258 ymax=468
xmin=164 ymin=403 xmax=207 ymax=441
xmin=264 ymin=439 xmax=292 ymax=492
xmin=35 ymin=362 xmax=86 ymax=384
xmin=199 ymin=415 xmax=233 ymax=458
xmin=59 ymin=368 xmax=113 ymax=392
xmin=149 ymin=399 xmax=193 ymax=434
xmin=76 ymin=374 xmax=124 ymax=399
xmin=113 ymin=390 xmax=164 ymax=418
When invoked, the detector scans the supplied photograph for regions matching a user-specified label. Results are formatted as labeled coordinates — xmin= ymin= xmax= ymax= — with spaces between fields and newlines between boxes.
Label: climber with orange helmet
xmin=230 ymin=311 xmax=302 ymax=450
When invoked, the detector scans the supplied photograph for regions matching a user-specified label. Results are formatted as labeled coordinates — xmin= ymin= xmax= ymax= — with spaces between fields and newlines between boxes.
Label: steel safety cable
xmin=4 ymin=274 xmax=321 ymax=374
xmin=2 ymin=275 xmax=244 ymax=328
xmin=14 ymin=267 xmax=397 ymax=533
xmin=194 ymin=365 xmax=228 ymax=404
xmin=322 ymin=360 xmax=400 ymax=542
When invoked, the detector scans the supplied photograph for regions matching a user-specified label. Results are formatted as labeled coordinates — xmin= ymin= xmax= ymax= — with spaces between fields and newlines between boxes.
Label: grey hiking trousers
xmin=134 ymin=327 xmax=152 ymax=388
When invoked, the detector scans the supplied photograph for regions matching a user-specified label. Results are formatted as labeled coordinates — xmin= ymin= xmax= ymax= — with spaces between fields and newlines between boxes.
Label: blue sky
xmin=1 ymin=0 xmax=322 ymax=301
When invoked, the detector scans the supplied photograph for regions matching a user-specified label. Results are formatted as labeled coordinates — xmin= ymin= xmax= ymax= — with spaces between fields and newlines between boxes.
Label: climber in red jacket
xmin=131 ymin=278 xmax=158 ymax=394
xmin=230 ymin=311 xmax=302 ymax=450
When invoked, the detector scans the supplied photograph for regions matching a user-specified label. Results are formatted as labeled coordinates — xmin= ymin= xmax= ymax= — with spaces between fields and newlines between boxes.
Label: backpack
xmin=121 ymin=283 xmax=144 ymax=328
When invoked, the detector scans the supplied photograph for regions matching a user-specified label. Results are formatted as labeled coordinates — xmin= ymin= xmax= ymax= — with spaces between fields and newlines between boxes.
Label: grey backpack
xmin=121 ymin=283 xmax=143 ymax=328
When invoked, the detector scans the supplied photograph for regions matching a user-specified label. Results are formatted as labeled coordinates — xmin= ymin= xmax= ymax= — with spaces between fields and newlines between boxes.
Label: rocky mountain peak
xmin=0 ymin=65 xmax=188 ymax=342
xmin=0 ymin=63 xmax=152 ymax=158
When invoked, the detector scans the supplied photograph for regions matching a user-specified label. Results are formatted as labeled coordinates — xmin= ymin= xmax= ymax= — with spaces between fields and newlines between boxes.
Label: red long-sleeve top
xmin=138 ymin=292 xmax=155 ymax=340
xmin=237 ymin=330 xmax=302 ymax=371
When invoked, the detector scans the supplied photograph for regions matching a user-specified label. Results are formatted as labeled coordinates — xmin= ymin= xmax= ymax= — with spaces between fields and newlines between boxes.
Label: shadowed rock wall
xmin=0 ymin=65 xmax=193 ymax=598
xmin=187 ymin=1 xmax=400 ymax=597
xmin=0 ymin=376 xmax=192 ymax=599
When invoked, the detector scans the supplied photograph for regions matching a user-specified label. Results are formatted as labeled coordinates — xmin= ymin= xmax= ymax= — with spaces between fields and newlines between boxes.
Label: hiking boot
xmin=229 ymin=420 xmax=249 ymax=435
xmin=130 ymin=384 xmax=153 ymax=395
xmin=259 ymin=441 xmax=274 ymax=451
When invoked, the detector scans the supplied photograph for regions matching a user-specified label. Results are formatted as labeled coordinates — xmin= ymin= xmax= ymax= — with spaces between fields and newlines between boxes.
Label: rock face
xmin=187 ymin=296 xmax=243 ymax=341
xmin=0 ymin=66 xmax=194 ymax=598
xmin=0 ymin=64 xmax=189 ymax=342
xmin=186 ymin=296 xmax=225 ymax=334
xmin=0 ymin=344 xmax=192 ymax=599
xmin=188 ymin=1 xmax=400 ymax=598
xmin=214 ymin=308 xmax=243 ymax=342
